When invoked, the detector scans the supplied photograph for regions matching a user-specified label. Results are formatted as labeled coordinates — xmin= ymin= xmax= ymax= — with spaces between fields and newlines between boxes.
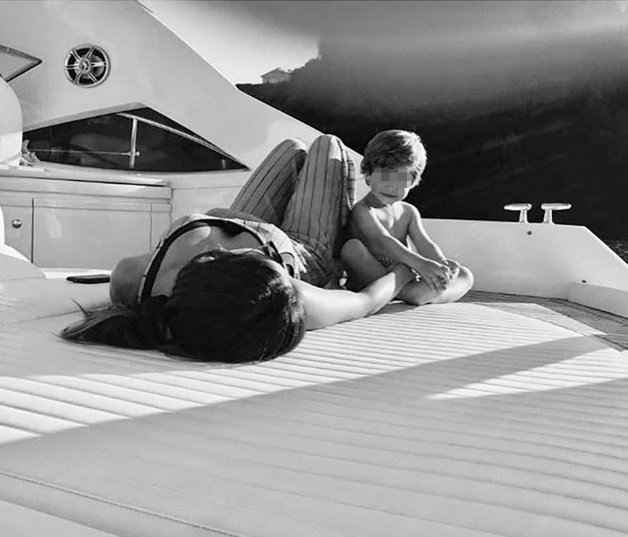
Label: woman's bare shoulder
xmin=109 ymin=253 xmax=151 ymax=305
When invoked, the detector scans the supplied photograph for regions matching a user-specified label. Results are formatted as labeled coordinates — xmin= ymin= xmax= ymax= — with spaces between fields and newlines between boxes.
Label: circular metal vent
xmin=64 ymin=45 xmax=110 ymax=87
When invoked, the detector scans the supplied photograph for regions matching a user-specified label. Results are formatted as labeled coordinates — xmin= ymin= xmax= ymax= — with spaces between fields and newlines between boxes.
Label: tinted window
xmin=27 ymin=114 xmax=132 ymax=169
xmin=25 ymin=108 xmax=247 ymax=172
xmin=127 ymin=107 xmax=199 ymax=138
xmin=133 ymin=120 xmax=243 ymax=172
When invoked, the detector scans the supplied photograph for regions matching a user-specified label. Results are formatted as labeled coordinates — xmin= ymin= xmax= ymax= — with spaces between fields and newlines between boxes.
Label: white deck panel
xmin=1 ymin=285 xmax=628 ymax=537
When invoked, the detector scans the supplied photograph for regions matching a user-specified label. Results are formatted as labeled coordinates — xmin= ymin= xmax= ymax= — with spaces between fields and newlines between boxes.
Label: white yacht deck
xmin=2 ymin=1 xmax=627 ymax=534
xmin=1 ymin=282 xmax=627 ymax=537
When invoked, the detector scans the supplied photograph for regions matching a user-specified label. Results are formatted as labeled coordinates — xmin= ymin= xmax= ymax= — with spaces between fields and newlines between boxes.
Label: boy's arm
xmin=407 ymin=205 xmax=460 ymax=278
xmin=406 ymin=204 xmax=447 ymax=263
xmin=352 ymin=204 xmax=450 ymax=290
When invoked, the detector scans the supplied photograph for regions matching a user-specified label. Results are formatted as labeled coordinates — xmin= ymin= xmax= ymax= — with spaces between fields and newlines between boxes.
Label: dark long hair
xmin=61 ymin=251 xmax=306 ymax=363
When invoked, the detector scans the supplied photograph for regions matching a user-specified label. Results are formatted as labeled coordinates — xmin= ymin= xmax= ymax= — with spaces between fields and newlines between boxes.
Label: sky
xmin=140 ymin=1 xmax=628 ymax=85
xmin=140 ymin=0 xmax=320 ymax=83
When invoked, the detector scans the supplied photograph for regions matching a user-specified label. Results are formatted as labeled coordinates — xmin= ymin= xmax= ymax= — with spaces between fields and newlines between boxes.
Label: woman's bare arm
xmin=294 ymin=264 xmax=415 ymax=330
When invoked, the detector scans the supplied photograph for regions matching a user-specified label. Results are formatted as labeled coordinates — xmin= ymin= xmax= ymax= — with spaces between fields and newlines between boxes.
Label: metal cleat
xmin=504 ymin=203 xmax=532 ymax=223
xmin=541 ymin=202 xmax=571 ymax=224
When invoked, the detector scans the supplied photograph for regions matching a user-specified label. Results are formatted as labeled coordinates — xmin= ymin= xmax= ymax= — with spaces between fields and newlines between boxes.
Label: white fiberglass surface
xmin=423 ymin=219 xmax=628 ymax=298
xmin=1 ymin=285 xmax=628 ymax=536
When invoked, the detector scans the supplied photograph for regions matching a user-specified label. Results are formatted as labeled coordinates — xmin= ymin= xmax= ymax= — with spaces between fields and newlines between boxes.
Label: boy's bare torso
xmin=348 ymin=198 xmax=414 ymax=245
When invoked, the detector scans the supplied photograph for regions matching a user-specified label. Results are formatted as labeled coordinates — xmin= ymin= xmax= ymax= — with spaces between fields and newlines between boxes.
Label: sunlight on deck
xmin=2 ymin=300 xmax=626 ymax=445
xmin=2 ymin=297 xmax=628 ymax=536
xmin=430 ymin=348 xmax=628 ymax=399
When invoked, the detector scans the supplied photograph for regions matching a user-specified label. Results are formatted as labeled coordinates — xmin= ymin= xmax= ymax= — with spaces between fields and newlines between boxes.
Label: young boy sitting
xmin=341 ymin=129 xmax=474 ymax=305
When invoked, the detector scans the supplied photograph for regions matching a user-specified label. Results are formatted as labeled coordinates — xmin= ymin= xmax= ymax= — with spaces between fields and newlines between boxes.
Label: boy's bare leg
xmin=342 ymin=238 xmax=474 ymax=302
xmin=340 ymin=238 xmax=388 ymax=291
xmin=398 ymin=266 xmax=474 ymax=305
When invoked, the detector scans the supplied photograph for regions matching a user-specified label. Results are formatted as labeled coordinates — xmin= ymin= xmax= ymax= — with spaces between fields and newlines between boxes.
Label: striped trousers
xmin=230 ymin=135 xmax=357 ymax=284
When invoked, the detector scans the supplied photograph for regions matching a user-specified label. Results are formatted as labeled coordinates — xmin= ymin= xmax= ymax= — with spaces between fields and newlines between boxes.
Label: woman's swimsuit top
xmin=137 ymin=213 xmax=300 ymax=302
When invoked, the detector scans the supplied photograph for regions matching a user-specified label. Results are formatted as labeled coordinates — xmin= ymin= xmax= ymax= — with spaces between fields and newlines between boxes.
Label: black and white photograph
xmin=1 ymin=1 xmax=628 ymax=535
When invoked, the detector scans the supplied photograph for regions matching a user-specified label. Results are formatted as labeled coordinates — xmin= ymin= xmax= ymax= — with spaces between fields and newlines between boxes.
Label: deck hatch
xmin=0 ymin=44 xmax=41 ymax=82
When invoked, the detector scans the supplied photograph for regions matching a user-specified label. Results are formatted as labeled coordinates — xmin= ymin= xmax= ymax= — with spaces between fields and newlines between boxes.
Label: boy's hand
xmin=415 ymin=259 xmax=451 ymax=292
xmin=445 ymin=259 xmax=460 ymax=280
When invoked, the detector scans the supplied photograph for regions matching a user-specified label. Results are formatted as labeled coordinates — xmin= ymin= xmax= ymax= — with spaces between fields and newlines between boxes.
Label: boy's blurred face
xmin=366 ymin=165 xmax=417 ymax=205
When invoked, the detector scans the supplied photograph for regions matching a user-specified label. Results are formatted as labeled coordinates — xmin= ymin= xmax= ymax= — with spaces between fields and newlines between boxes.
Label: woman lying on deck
xmin=61 ymin=134 xmax=470 ymax=363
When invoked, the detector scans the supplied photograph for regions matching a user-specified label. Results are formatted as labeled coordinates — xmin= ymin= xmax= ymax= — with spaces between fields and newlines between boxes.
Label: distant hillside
xmin=238 ymin=35 xmax=628 ymax=240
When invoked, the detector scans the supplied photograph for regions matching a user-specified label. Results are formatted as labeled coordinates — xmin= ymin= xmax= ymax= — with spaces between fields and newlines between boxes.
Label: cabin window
xmin=25 ymin=108 xmax=247 ymax=172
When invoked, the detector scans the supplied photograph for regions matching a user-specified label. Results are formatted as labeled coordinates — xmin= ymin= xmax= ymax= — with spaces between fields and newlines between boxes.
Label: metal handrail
xmin=117 ymin=112 xmax=242 ymax=163
xmin=29 ymin=111 xmax=245 ymax=170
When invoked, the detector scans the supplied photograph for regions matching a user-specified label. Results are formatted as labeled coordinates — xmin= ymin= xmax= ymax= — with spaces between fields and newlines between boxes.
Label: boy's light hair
xmin=361 ymin=130 xmax=427 ymax=185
